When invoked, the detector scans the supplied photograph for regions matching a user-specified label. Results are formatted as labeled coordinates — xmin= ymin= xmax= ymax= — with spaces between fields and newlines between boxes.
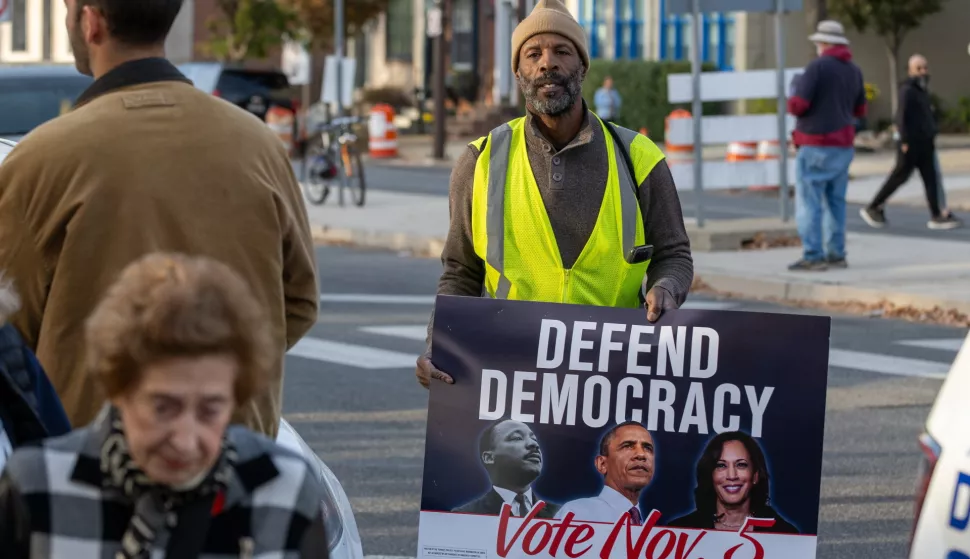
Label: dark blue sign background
xmin=421 ymin=296 xmax=831 ymax=535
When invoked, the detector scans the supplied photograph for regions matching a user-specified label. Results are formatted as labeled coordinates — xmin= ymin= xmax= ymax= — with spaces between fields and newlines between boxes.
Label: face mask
xmin=918 ymin=75 xmax=930 ymax=89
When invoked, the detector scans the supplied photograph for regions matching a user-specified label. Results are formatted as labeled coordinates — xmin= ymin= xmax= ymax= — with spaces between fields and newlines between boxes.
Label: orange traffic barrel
xmin=664 ymin=109 xmax=694 ymax=165
xmin=368 ymin=104 xmax=399 ymax=158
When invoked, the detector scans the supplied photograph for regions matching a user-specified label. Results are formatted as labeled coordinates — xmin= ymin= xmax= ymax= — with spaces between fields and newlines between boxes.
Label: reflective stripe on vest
xmin=470 ymin=115 xmax=666 ymax=308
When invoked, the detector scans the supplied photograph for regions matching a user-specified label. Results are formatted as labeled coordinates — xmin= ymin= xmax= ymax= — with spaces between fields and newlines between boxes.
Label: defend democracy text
xmin=478 ymin=319 xmax=776 ymax=438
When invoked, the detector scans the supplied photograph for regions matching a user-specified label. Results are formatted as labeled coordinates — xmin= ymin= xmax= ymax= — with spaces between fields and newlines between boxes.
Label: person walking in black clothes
xmin=860 ymin=54 xmax=961 ymax=230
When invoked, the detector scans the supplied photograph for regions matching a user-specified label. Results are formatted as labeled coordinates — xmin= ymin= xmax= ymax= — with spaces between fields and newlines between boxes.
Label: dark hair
xmin=691 ymin=431 xmax=771 ymax=517
xmin=598 ymin=421 xmax=648 ymax=457
xmin=478 ymin=418 xmax=514 ymax=459
xmin=78 ymin=0 xmax=184 ymax=46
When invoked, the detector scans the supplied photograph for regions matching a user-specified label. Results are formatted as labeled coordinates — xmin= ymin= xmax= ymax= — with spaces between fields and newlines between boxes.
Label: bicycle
xmin=301 ymin=115 xmax=367 ymax=207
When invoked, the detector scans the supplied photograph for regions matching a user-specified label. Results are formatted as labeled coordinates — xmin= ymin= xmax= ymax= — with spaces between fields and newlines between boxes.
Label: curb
xmin=309 ymin=223 xmax=970 ymax=316
xmin=363 ymin=155 xmax=457 ymax=171
xmin=695 ymin=269 xmax=970 ymax=316
xmin=310 ymin=225 xmax=445 ymax=257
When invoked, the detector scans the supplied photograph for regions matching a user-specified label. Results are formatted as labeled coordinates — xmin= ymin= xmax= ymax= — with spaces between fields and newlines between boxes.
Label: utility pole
xmin=335 ymin=0 xmax=345 ymax=119
xmin=431 ymin=0 xmax=447 ymax=159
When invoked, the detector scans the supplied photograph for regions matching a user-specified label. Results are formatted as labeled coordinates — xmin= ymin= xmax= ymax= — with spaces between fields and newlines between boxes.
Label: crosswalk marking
xmin=828 ymin=349 xmax=950 ymax=380
xmin=360 ymin=325 xmax=428 ymax=341
xmin=896 ymin=338 xmax=966 ymax=352
xmin=288 ymin=338 xmax=416 ymax=369
xmin=291 ymin=328 xmax=958 ymax=380
xmin=320 ymin=294 xmax=434 ymax=305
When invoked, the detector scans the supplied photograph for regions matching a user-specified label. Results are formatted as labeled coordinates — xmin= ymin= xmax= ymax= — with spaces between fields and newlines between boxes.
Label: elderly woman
xmin=667 ymin=431 xmax=799 ymax=533
xmin=0 ymin=253 xmax=329 ymax=558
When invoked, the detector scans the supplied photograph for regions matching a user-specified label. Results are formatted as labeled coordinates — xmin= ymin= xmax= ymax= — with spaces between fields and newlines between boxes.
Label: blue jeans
xmin=795 ymin=146 xmax=855 ymax=261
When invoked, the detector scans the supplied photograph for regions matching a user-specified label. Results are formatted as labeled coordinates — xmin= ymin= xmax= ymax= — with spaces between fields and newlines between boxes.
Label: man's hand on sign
xmin=416 ymin=353 xmax=454 ymax=389
xmin=645 ymin=286 xmax=677 ymax=323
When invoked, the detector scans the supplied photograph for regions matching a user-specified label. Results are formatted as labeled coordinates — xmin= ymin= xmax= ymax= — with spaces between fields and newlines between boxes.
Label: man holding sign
xmin=416 ymin=0 xmax=693 ymax=388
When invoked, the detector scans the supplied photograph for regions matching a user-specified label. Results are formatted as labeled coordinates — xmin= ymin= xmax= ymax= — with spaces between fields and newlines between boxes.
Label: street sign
xmin=321 ymin=56 xmax=356 ymax=108
xmin=666 ymin=0 xmax=801 ymax=14
xmin=427 ymin=7 xmax=442 ymax=38
xmin=0 ymin=0 xmax=11 ymax=23
xmin=282 ymin=40 xmax=311 ymax=86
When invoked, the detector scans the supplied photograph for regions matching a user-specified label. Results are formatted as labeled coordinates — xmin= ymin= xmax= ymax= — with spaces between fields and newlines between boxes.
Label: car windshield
xmin=0 ymin=75 xmax=92 ymax=136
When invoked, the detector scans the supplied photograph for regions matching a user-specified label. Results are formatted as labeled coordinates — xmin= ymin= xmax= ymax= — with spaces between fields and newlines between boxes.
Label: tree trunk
xmin=805 ymin=0 xmax=827 ymax=58
xmin=886 ymin=42 xmax=900 ymax=117
xmin=814 ymin=0 xmax=827 ymax=26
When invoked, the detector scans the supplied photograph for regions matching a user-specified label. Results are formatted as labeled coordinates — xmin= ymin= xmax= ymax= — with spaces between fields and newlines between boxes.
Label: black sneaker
xmin=859 ymin=207 xmax=887 ymax=228
xmin=826 ymin=256 xmax=848 ymax=269
xmin=788 ymin=259 xmax=828 ymax=271
xmin=928 ymin=215 xmax=962 ymax=230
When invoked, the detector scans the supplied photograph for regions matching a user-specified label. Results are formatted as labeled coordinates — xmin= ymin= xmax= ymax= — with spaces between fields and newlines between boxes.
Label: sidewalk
xmin=304 ymin=189 xmax=970 ymax=317
xmin=692 ymin=232 xmax=970 ymax=316
xmin=370 ymin=134 xmax=970 ymax=209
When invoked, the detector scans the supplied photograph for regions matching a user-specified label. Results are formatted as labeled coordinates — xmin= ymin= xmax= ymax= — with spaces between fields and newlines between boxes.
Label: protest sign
xmin=418 ymin=295 xmax=831 ymax=559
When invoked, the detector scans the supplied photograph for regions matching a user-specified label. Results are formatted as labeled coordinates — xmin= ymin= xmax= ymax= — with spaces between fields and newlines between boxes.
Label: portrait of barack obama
xmin=452 ymin=419 xmax=561 ymax=518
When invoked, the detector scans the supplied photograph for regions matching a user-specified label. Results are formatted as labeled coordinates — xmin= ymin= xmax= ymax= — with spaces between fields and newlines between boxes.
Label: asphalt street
xmin=364 ymin=162 xmax=970 ymax=243
xmin=286 ymin=245 xmax=968 ymax=559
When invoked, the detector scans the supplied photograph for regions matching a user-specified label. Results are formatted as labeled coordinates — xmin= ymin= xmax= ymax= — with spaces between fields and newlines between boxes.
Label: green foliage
xmin=206 ymin=0 xmax=299 ymax=62
xmin=746 ymin=98 xmax=779 ymax=114
xmin=829 ymin=0 xmax=946 ymax=114
xmin=581 ymin=59 xmax=722 ymax=141
xmin=828 ymin=0 xmax=945 ymax=50
xmin=931 ymin=94 xmax=970 ymax=134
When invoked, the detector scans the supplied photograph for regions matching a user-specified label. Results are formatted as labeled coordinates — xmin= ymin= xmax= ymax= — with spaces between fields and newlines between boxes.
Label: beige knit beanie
xmin=511 ymin=0 xmax=590 ymax=74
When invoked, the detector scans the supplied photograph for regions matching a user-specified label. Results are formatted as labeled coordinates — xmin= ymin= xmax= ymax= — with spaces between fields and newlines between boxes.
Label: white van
xmin=908 ymin=332 xmax=970 ymax=557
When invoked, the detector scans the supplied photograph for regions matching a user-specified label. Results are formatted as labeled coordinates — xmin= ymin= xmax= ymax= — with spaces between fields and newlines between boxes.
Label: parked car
xmin=178 ymin=62 xmax=303 ymax=154
xmin=177 ymin=62 xmax=300 ymax=119
xmin=908 ymin=331 xmax=970 ymax=557
xmin=0 ymin=64 xmax=93 ymax=141
xmin=0 ymin=139 xmax=364 ymax=559
xmin=0 ymin=138 xmax=15 ymax=164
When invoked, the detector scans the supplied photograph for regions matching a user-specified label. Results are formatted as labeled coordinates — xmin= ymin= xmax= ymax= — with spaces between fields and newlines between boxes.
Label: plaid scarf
xmin=99 ymin=408 xmax=236 ymax=559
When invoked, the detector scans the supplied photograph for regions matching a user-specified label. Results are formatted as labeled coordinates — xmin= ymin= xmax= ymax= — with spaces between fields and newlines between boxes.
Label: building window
xmin=11 ymin=0 xmax=27 ymax=51
xmin=658 ymin=0 xmax=735 ymax=71
xmin=614 ymin=0 xmax=643 ymax=59
xmin=450 ymin=0 xmax=474 ymax=71
xmin=578 ymin=0 xmax=608 ymax=59
xmin=1 ymin=0 xmax=43 ymax=62
xmin=385 ymin=0 xmax=413 ymax=61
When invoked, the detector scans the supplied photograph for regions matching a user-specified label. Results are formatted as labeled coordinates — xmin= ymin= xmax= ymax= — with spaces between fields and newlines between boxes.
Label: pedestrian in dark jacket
xmin=0 ymin=276 xmax=71 ymax=472
xmin=786 ymin=20 xmax=867 ymax=272
xmin=860 ymin=54 xmax=962 ymax=230
xmin=0 ymin=254 xmax=329 ymax=558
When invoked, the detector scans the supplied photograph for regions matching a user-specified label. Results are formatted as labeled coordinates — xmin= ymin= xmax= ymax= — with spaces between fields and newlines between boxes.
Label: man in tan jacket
xmin=0 ymin=0 xmax=318 ymax=438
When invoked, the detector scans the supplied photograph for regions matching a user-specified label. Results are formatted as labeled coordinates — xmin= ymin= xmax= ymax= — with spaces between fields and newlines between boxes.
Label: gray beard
xmin=518 ymin=68 xmax=585 ymax=117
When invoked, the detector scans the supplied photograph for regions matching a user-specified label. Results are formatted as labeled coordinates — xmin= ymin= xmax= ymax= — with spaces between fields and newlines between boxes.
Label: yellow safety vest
xmin=470 ymin=114 xmax=666 ymax=308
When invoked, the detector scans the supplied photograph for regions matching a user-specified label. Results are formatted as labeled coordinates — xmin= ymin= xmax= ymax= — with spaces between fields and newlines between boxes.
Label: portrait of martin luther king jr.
xmin=453 ymin=419 xmax=561 ymax=518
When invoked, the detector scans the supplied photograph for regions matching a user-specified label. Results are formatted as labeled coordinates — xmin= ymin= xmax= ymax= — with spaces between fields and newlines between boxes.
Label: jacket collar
xmin=74 ymin=57 xmax=191 ymax=109
xmin=821 ymin=44 xmax=853 ymax=63
xmin=70 ymin=405 xmax=281 ymax=507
